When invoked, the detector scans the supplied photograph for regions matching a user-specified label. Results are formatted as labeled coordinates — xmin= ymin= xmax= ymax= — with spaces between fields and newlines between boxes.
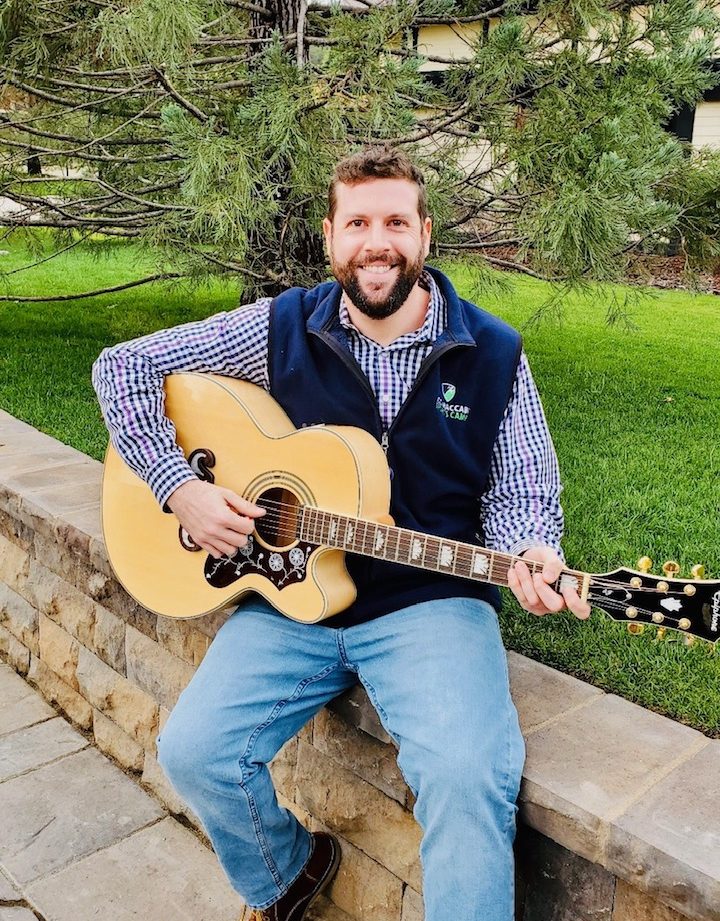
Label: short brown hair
xmin=327 ymin=145 xmax=428 ymax=221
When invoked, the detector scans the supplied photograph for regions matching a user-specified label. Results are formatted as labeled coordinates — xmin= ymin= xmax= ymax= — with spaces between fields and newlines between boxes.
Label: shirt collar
xmin=337 ymin=270 xmax=446 ymax=345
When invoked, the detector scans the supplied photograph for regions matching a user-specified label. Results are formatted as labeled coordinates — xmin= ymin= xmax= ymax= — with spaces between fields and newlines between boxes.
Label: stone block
xmin=328 ymin=684 xmax=393 ymax=745
xmin=75 ymin=645 xmax=158 ymax=749
xmin=306 ymin=895 xmax=357 ymax=921
xmin=277 ymin=790 xmax=312 ymax=829
xmin=0 ymin=625 xmax=30 ymax=675
xmin=0 ymin=716 xmax=88 ymax=781
xmin=29 ymin=564 xmax=96 ymax=648
xmin=156 ymin=616 xmax=211 ymax=667
xmin=516 ymin=825 xmax=615 ymax=921
xmin=606 ymin=741 xmax=720 ymax=921
xmin=0 ymin=532 xmax=29 ymax=592
xmin=507 ymin=651 xmax=604 ymax=735
xmin=27 ymin=656 xmax=92 ymax=730
xmin=269 ymin=736 xmax=299 ymax=801
xmin=401 ymin=887 xmax=423 ymax=921
xmin=38 ymin=614 xmax=79 ymax=689
xmin=4 ymin=460 xmax=101 ymax=498
xmin=311 ymin=820 xmax=404 ymax=921
xmin=26 ymin=817 xmax=242 ymax=921
xmin=313 ymin=708 xmax=407 ymax=805
xmin=92 ymin=603 xmax=126 ymax=673
xmin=91 ymin=573 xmax=158 ymax=643
xmin=295 ymin=740 xmax=422 ymax=890
xmin=60 ymin=503 xmax=103 ymax=543
xmin=125 ymin=624 xmax=196 ymax=712
xmin=0 ymin=582 xmax=38 ymax=653
xmin=93 ymin=709 xmax=145 ymax=773
xmin=0 ymin=663 xmax=55 ymax=734
xmin=612 ymin=879 xmax=691 ymax=921
xmin=0 ymin=867 xmax=21 ymax=900
xmin=0 ymin=907 xmax=38 ymax=920
xmin=520 ymin=694 xmax=707 ymax=865
xmin=0 ymin=746 xmax=164 ymax=884
xmin=31 ymin=530 xmax=81 ymax=585
xmin=0 ymin=507 xmax=34 ymax=552
xmin=193 ymin=606 xmax=233 ymax=640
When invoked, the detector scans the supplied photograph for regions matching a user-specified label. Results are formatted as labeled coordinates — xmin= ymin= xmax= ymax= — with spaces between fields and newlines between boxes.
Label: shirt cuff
xmin=508 ymin=537 xmax=566 ymax=563
xmin=144 ymin=455 xmax=198 ymax=511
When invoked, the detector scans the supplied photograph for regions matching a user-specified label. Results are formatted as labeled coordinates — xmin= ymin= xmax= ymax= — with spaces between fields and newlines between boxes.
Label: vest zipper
xmin=311 ymin=329 xmax=473 ymax=449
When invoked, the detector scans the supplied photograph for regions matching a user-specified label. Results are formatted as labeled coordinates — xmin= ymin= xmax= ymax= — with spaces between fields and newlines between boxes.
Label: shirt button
xmin=382 ymin=394 xmax=390 ymax=403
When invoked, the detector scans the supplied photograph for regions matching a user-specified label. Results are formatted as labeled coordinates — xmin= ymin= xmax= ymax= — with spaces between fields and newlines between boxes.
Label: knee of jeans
xmin=156 ymin=715 xmax=237 ymax=789
xmin=418 ymin=737 xmax=525 ymax=810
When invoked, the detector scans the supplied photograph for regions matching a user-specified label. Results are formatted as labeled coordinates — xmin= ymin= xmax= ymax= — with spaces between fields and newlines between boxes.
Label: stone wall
xmin=1 ymin=407 xmax=719 ymax=921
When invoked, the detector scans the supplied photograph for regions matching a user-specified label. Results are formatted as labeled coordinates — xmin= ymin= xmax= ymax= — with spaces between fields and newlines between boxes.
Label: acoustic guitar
xmin=102 ymin=374 xmax=719 ymax=645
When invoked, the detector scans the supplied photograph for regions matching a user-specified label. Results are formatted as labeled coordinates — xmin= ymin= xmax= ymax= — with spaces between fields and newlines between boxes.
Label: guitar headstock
xmin=587 ymin=558 xmax=720 ymax=645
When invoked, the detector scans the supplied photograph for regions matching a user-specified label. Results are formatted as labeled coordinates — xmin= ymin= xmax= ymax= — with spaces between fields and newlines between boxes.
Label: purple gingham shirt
xmin=92 ymin=272 xmax=564 ymax=556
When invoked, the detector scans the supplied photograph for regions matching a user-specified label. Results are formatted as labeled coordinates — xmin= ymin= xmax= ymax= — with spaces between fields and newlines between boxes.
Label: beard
xmin=331 ymin=250 xmax=426 ymax=320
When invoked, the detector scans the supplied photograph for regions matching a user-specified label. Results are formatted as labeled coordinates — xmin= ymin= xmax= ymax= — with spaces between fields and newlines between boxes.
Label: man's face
xmin=322 ymin=178 xmax=432 ymax=319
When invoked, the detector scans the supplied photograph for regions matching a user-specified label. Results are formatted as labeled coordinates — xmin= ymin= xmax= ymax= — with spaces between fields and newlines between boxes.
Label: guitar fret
xmin=388 ymin=527 xmax=401 ymax=562
xmin=301 ymin=511 xmax=534 ymax=590
xmin=424 ymin=536 xmax=440 ymax=570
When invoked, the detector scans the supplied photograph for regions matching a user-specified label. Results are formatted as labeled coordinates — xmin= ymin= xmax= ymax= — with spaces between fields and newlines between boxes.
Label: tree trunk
xmin=251 ymin=0 xmax=302 ymax=40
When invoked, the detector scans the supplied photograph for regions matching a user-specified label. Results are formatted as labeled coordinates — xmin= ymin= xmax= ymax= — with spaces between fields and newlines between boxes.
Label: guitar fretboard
xmin=297 ymin=506 xmax=583 ymax=593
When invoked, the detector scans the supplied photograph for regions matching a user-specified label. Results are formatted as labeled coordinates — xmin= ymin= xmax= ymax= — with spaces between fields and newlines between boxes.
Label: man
xmin=93 ymin=145 xmax=590 ymax=921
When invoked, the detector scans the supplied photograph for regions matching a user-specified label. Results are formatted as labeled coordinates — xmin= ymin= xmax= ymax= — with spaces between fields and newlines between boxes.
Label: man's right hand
xmin=166 ymin=480 xmax=266 ymax=559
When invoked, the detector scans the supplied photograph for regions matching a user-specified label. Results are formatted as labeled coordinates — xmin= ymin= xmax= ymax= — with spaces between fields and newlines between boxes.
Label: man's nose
xmin=363 ymin=222 xmax=391 ymax=253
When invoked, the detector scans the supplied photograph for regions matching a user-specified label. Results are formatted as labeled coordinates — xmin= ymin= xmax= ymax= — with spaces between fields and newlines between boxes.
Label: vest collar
xmin=305 ymin=266 xmax=476 ymax=348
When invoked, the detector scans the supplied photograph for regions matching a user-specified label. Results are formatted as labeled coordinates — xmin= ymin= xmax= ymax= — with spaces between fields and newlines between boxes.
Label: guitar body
xmin=102 ymin=374 xmax=391 ymax=621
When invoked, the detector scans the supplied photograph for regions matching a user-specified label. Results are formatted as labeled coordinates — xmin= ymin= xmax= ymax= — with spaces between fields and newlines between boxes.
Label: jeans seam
xmin=238 ymin=662 xmax=340 ymax=894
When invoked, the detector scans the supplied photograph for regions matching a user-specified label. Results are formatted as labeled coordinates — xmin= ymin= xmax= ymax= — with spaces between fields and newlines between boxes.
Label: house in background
xmin=410 ymin=15 xmax=720 ymax=151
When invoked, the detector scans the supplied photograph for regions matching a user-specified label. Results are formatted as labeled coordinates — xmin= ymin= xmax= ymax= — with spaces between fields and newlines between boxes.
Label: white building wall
xmin=692 ymin=101 xmax=720 ymax=149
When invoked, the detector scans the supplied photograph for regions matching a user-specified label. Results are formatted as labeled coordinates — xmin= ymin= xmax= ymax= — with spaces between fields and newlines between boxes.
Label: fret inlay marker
xmin=411 ymin=538 xmax=422 ymax=561
xmin=472 ymin=553 xmax=489 ymax=576
xmin=330 ymin=521 xmax=337 ymax=540
xmin=374 ymin=531 xmax=385 ymax=552
xmin=346 ymin=525 xmax=354 ymax=543
xmin=560 ymin=574 xmax=579 ymax=593
xmin=440 ymin=545 xmax=454 ymax=568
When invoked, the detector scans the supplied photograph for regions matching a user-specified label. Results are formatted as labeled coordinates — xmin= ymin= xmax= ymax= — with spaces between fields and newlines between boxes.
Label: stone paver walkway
xmin=0 ymin=663 xmax=343 ymax=921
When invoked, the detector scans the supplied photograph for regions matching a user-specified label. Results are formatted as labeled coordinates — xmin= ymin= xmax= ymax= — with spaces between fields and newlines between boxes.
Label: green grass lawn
xmin=1 ymin=237 xmax=719 ymax=735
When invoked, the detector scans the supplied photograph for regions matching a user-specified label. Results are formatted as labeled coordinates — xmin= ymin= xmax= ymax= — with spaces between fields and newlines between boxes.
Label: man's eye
xmin=391 ymin=220 xmax=406 ymax=227
xmin=350 ymin=220 xmax=364 ymax=227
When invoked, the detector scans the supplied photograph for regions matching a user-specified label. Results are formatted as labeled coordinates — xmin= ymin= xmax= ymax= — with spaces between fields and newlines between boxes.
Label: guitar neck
xmin=298 ymin=506 xmax=589 ymax=599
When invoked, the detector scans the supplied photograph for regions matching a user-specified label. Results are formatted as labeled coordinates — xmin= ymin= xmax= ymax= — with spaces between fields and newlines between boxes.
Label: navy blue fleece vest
xmin=268 ymin=267 xmax=522 ymax=627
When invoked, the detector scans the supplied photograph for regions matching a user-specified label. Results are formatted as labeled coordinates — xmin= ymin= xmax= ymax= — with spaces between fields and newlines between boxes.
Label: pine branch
xmin=153 ymin=68 xmax=210 ymax=123
xmin=0 ymin=273 xmax=186 ymax=302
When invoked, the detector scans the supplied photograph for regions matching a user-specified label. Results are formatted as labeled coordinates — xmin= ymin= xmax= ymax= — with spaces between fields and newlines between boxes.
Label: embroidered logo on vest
xmin=437 ymin=382 xmax=470 ymax=422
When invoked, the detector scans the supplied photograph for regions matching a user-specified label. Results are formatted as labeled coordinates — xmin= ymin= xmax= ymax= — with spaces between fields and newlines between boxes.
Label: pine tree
xmin=1 ymin=0 xmax=719 ymax=307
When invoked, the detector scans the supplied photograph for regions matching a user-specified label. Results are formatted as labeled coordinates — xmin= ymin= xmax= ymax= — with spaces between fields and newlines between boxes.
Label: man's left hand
xmin=507 ymin=546 xmax=591 ymax=620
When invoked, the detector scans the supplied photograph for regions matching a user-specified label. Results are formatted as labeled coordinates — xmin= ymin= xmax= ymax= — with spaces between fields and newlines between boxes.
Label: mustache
xmin=352 ymin=256 xmax=403 ymax=267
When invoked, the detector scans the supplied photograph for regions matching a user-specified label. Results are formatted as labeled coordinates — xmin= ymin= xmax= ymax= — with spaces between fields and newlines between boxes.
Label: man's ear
xmin=322 ymin=217 xmax=332 ymax=253
xmin=423 ymin=217 xmax=432 ymax=258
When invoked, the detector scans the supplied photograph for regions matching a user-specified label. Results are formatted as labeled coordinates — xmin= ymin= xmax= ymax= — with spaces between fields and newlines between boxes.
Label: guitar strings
xmin=215 ymin=498 xmax=701 ymax=596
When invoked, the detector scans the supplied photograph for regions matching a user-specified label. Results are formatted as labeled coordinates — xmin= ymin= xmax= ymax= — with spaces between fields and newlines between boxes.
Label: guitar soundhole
xmin=255 ymin=487 xmax=301 ymax=550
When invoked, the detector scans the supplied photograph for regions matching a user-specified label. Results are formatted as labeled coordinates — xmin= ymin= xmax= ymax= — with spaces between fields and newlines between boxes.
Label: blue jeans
xmin=157 ymin=596 xmax=525 ymax=921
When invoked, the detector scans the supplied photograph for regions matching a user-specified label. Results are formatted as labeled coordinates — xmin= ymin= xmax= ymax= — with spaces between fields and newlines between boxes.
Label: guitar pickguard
xmin=203 ymin=536 xmax=318 ymax=590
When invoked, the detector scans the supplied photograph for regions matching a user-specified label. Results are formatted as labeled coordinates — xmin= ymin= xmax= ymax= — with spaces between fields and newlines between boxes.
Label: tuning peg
xmin=655 ymin=627 xmax=668 ymax=641
xmin=662 ymin=560 xmax=680 ymax=577
xmin=684 ymin=635 xmax=696 ymax=647
xmin=691 ymin=564 xmax=706 ymax=580
xmin=637 ymin=556 xmax=653 ymax=573
xmin=627 ymin=623 xmax=645 ymax=635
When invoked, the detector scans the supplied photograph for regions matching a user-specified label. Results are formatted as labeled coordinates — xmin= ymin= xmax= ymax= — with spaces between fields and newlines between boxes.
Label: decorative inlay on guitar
xmin=101 ymin=374 xmax=719 ymax=645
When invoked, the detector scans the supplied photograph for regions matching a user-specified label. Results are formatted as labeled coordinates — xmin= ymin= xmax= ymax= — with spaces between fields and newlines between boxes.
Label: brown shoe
xmin=240 ymin=832 xmax=341 ymax=921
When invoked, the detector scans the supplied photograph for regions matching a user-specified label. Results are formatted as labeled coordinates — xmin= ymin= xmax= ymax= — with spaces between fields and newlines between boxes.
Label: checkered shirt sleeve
xmin=92 ymin=299 xmax=272 ymax=509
